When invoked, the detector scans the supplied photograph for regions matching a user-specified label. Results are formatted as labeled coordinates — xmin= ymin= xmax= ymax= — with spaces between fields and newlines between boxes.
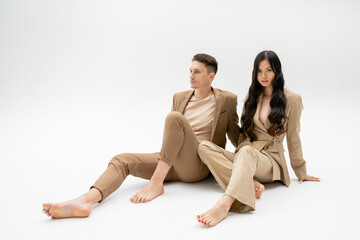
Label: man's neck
xmin=194 ymin=87 xmax=212 ymax=99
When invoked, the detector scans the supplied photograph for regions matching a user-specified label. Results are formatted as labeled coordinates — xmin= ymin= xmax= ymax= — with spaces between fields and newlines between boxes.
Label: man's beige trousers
xmin=198 ymin=141 xmax=281 ymax=213
xmin=92 ymin=112 xmax=209 ymax=201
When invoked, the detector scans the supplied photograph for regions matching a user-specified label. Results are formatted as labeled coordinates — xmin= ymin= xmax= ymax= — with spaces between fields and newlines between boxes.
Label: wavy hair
xmin=240 ymin=50 xmax=288 ymax=142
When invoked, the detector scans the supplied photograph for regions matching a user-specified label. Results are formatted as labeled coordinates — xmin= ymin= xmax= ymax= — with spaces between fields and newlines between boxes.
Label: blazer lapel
xmin=211 ymin=88 xmax=223 ymax=140
xmin=264 ymin=113 xmax=272 ymax=130
xmin=254 ymin=93 xmax=268 ymax=133
xmin=179 ymin=90 xmax=194 ymax=114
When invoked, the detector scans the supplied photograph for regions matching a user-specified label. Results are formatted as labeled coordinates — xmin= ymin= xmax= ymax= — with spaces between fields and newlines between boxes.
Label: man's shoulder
xmin=214 ymin=88 xmax=237 ymax=100
xmin=173 ymin=90 xmax=193 ymax=97
xmin=173 ymin=88 xmax=238 ymax=100
xmin=173 ymin=90 xmax=193 ymax=100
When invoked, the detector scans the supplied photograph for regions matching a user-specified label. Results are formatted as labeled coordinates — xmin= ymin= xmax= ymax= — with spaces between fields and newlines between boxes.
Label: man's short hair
xmin=192 ymin=53 xmax=218 ymax=74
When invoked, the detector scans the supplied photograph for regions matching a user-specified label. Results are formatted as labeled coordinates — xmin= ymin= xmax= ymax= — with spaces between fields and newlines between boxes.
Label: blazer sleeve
xmin=227 ymin=96 xmax=241 ymax=148
xmin=171 ymin=94 xmax=176 ymax=111
xmin=286 ymin=95 xmax=307 ymax=181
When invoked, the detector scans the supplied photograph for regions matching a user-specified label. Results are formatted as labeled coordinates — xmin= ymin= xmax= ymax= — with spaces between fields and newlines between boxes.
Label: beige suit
xmin=92 ymin=88 xmax=240 ymax=201
xmin=172 ymin=88 xmax=240 ymax=148
xmin=198 ymin=88 xmax=307 ymax=212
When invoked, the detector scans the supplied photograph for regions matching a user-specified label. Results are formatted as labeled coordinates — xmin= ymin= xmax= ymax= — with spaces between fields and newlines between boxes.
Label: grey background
xmin=1 ymin=0 xmax=359 ymax=239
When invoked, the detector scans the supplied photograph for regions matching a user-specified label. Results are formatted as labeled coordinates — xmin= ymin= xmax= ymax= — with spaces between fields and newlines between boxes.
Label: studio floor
xmin=0 ymin=101 xmax=359 ymax=240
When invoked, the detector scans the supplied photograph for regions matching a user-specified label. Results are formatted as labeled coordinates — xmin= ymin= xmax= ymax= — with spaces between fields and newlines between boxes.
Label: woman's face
xmin=257 ymin=60 xmax=275 ymax=88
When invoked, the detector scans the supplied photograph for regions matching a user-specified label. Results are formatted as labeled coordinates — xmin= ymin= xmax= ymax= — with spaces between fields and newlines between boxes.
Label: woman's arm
xmin=299 ymin=175 xmax=320 ymax=183
xmin=286 ymin=94 xmax=308 ymax=182
xmin=286 ymin=94 xmax=320 ymax=183
xmin=286 ymin=95 xmax=320 ymax=183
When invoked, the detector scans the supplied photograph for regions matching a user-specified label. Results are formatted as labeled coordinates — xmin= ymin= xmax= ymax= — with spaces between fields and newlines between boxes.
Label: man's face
xmin=189 ymin=61 xmax=214 ymax=90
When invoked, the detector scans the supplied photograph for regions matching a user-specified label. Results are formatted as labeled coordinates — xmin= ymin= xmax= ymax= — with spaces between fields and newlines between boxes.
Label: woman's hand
xmin=299 ymin=175 xmax=320 ymax=184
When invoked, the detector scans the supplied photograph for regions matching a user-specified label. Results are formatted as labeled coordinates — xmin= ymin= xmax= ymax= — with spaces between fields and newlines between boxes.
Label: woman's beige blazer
xmin=172 ymin=88 xmax=240 ymax=149
xmin=236 ymin=88 xmax=307 ymax=186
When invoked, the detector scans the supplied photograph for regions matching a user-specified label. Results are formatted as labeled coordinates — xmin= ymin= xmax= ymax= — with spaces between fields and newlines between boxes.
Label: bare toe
xmin=130 ymin=194 xmax=140 ymax=203
xmin=255 ymin=184 xmax=265 ymax=199
xmin=130 ymin=181 xmax=164 ymax=204
xmin=196 ymin=197 xmax=231 ymax=227
xmin=43 ymin=197 xmax=92 ymax=219
xmin=42 ymin=203 xmax=52 ymax=210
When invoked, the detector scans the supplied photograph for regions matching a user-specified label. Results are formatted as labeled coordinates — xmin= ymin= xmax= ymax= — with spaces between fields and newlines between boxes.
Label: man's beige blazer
xmin=172 ymin=88 xmax=240 ymax=149
xmin=236 ymin=88 xmax=307 ymax=186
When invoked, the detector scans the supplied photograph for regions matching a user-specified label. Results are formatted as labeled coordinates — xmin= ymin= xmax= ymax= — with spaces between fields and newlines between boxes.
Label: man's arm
xmin=227 ymin=96 xmax=241 ymax=148
xmin=171 ymin=94 xmax=176 ymax=112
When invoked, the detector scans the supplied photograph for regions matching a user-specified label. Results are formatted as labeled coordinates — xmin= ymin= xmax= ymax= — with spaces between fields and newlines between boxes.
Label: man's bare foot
xmin=196 ymin=195 xmax=235 ymax=227
xmin=130 ymin=180 xmax=164 ymax=203
xmin=42 ymin=188 xmax=101 ymax=219
xmin=254 ymin=180 xmax=265 ymax=199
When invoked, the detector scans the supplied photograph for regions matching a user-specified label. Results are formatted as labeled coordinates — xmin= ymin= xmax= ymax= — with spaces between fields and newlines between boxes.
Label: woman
xmin=196 ymin=50 xmax=320 ymax=227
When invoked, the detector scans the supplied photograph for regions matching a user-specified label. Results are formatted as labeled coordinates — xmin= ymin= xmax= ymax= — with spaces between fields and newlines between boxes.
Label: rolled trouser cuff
xmin=224 ymin=192 xmax=255 ymax=213
xmin=159 ymin=154 xmax=173 ymax=167
xmin=89 ymin=185 xmax=106 ymax=203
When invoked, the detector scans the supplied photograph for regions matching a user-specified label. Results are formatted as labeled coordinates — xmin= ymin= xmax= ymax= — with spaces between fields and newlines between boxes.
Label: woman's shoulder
xmin=284 ymin=88 xmax=303 ymax=112
xmin=284 ymin=88 xmax=302 ymax=103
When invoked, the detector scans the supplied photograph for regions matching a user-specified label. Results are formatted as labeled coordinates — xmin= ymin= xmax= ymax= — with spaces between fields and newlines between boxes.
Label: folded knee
xmin=110 ymin=153 xmax=132 ymax=166
xmin=165 ymin=111 xmax=185 ymax=123
xmin=198 ymin=141 xmax=217 ymax=163
xmin=236 ymin=146 xmax=257 ymax=164
xmin=198 ymin=141 xmax=214 ymax=155
xmin=238 ymin=145 xmax=255 ymax=155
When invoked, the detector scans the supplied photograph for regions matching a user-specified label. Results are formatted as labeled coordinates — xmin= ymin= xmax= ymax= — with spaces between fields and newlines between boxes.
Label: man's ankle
xmin=84 ymin=188 xmax=102 ymax=204
xmin=148 ymin=179 xmax=164 ymax=186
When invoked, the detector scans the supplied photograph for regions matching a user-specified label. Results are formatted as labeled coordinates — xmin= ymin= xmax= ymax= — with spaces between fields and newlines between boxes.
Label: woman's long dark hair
xmin=240 ymin=50 xmax=288 ymax=142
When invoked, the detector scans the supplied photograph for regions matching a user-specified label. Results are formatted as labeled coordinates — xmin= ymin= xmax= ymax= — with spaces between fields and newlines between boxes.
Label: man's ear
xmin=209 ymin=72 xmax=215 ymax=81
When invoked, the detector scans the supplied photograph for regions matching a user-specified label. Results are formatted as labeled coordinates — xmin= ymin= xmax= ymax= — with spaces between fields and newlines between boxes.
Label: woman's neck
xmin=264 ymin=86 xmax=273 ymax=97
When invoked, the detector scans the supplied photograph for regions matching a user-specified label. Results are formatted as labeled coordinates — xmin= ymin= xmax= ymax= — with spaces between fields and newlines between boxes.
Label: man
xmin=42 ymin=53 xmax=240 ymax=218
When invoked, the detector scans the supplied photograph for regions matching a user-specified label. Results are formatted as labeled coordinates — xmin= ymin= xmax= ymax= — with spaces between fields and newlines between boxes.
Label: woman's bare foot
xmin=254 ymin=180 xmax=265 ymax=199
xmin=42 ymin=188 xmax=101 ymax=219
xmin=196 ymin=195 xmax=235 ymax=227
xmin=130 ymin=180 xmax=164 ymax=203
